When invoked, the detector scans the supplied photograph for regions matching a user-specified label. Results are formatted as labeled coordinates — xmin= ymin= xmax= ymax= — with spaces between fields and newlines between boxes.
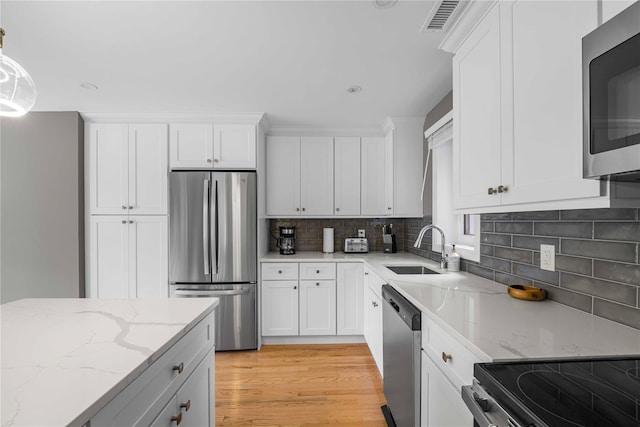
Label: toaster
xmin=344 ymin=237 xmax=369 ymax=253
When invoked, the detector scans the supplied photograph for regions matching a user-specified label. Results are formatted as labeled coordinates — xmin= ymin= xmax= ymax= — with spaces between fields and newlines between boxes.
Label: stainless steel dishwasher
xmin=381 ymin=284 xmax=421 ymax=427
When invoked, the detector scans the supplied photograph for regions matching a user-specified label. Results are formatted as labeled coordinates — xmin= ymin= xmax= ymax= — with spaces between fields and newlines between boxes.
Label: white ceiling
xmin=1 ymin=1 xmax=453 ymax=129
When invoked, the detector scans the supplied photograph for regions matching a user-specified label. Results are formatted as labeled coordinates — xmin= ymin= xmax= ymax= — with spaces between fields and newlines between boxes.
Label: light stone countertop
xmin=1 ymin=298 xmax=219 ymax=427
xmin=262 ymin=251 xmax=640 ymax=362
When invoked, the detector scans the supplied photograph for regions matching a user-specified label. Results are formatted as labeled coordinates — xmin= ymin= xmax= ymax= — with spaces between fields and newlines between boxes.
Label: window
xmin=426 ymin=111 xmax=480 ymax=262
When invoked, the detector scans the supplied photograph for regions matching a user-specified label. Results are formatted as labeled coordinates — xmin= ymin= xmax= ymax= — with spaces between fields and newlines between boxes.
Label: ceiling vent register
xmin=421 ymin=0 xmax=461 ymax=32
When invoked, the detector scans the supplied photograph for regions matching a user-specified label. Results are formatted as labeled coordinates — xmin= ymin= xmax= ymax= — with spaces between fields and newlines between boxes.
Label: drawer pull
xmin=173 ymin=362 xmax=184 ymax=374
xmin=316 ymin=282 xmax=320 ymax=286
xmin=442 ymin=352 xmax=453 ymax=363
xmin=316 ymin=270 xmax=320 ymax=274
xmin=180 ymin=400 xmax=191 ymax=412
xmin=171 ymin=412 xmax=183 ymax=425
xmin=278 ymin=270 xmax=282 ymax=274
xmin=372 ymin=301 xmax=378 ymax=307
xmin=293 ymin=285 xmax=297 ymax=290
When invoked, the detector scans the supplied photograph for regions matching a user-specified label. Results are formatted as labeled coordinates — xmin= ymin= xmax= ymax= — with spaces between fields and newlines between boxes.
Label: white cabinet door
xmin=169 ymin=124 xmax=214 ymax=169
xmin=300 ymin=137 xmax=334 ymax=216
xmin=336 ymin=263 xmax=364 ymax=335
xmin=421 ymin=351 xmax=472 ymax=427
xmin=89 ymin=216 xmax=129 ymax=298
xmin=501 ymin=0 xmax=600 ymax=206
xmin=334 ymin=137 xmax=361 ymax=216
xmin=89 ymin=124 xmax=129 ymax=215
xmin=129 ymin=216 xmax=168 ymax=298
xmin=361 ymin=137 xmax=389 ymax=216
xmin=384 ymin=130 xmax=394 ymax=215
xmin=261 ymin=280 xmax=299 ymax=336
xmin=364 ymin=284 xmax=383 ymax=376
xmin=128 ymin=124 xmax=168 ymax=215
xmin=266 ymin=136 xmax=301 ymax=216
xmin=176 ymin=352 xmax=214 ymax=427
xmin=452 ymin=5 xmax=503 ymax=210
xmin=213 ymin=124 xmax=256 ymax=169
xmin=299 ymin=280 xmax=336 ymax=335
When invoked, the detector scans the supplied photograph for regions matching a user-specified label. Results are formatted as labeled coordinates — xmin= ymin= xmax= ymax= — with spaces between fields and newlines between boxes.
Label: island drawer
xmin=262 ymin=263 xmax=298 ymax=280
xmin=299 ymin=262 xmax=336 ymax=280
xmin=90 ymin=311 xmax=215 ymax=427
xmin=421 ymin=313 xmax=481 ymax=390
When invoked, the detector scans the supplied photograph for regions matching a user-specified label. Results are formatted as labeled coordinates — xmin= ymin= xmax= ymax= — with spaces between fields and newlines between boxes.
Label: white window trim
xmin=426 ymin=111 xmax=480 ymax=263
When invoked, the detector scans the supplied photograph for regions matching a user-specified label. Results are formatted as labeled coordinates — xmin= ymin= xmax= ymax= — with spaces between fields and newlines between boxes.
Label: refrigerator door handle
xmin=212 ymin=179 xmax=219 ymax=274
xmin=174 ymin=288 xmax=251 ymax=297
xmin=203 ymin=179 xmax=210 ymax=276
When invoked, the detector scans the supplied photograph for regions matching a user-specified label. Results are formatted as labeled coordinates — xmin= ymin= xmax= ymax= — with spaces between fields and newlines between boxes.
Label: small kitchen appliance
xmin=343 ymin=237 xmax=368 ymax=253
xmin=382 ymin=224 xmax=397 ymax=253
xmin=583 ymin=1 xmax=640 ymax=180
xmin=277 ymin=226 xmax=296 ymax=255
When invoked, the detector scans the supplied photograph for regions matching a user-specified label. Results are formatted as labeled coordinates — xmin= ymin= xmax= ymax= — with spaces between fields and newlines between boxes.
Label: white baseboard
xmin=261 ymin=335 xmax=366 ymax=345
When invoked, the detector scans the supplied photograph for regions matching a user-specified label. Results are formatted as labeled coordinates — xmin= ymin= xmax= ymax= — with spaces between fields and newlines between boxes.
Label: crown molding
xmin=438 ymin=0 xmax=498 ymax=53
xmin=80 ymin=111 xmax=266 ymax=124
xmin=268 ymin=126 xmax=383 ymax=137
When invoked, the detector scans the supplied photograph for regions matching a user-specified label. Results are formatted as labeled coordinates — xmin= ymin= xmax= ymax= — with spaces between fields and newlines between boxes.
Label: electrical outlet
xmin=540 ymin=244 xmax=555 ymax=272
xmin=358 ymin=229 xmax=366 ymax=238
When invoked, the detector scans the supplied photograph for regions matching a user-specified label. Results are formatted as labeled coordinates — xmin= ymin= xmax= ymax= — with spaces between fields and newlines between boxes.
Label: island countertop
xmin=1 ymin=298 xmax=219 ymax=427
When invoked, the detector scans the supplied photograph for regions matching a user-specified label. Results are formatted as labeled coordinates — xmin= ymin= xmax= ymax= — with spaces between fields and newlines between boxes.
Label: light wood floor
xmin=215 ymin=344 xmax=387 ymax=426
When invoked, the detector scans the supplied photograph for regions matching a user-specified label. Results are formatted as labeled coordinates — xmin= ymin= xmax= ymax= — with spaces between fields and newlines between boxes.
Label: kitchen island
xmin=1 ymin=298 xmax=218 ymax=427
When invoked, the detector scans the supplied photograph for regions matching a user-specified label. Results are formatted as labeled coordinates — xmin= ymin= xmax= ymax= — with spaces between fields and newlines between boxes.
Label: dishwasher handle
xmin=389 ymin=299 xmax=400 ymax=312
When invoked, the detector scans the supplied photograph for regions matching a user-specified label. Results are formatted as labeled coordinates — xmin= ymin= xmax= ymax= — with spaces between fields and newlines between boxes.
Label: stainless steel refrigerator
xmin=169 ymin=171 xmax=257 ymax=351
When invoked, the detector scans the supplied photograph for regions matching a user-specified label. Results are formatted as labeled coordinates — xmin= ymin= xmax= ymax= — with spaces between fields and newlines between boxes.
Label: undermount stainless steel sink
xmin=385 ymin=265 xmax=441 ymax=275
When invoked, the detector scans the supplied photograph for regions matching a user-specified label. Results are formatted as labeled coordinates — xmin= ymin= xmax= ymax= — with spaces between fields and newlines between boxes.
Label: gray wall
xmin=1 ymin=112 xmax=85 ymax=302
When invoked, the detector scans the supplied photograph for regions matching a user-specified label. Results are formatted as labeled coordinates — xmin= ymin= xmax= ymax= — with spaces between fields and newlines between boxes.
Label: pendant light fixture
xmin=0 ymin=27 xmax=37 ymax=117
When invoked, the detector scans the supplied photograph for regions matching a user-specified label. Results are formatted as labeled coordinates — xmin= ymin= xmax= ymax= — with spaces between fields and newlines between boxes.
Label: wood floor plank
xmin=216 ymin=344 xmax=387 ymax=426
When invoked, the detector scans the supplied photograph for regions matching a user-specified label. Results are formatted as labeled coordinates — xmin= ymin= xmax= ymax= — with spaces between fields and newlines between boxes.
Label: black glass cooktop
xmin=475 ymin=358 xmax=640 ymax=427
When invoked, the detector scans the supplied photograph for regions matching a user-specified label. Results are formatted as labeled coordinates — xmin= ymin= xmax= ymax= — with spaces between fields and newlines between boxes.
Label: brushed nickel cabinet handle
xmin=173 ymin=362 xmax=184 ymax=374
xmin=442 ymin=352 xmax=452 ymax=363
xmin=498 ymin=185 xmax=508 ymax=193
xmin=180 ymin=400 xmax=191 ymax=412
xmin=487 ymin=187 xmax=497 ymax=195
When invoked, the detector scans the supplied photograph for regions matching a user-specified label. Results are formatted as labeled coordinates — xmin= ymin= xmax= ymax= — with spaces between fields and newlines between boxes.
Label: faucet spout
xmin=413 ymin=224 xmax=447 ymax=269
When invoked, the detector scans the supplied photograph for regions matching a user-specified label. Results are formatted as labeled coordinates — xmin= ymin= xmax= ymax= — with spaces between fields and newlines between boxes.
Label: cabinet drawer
xmin=90 ymin=312 xmax=215 ymax=426
xmin=262 ymin=263 xmax=298 ymax=280
xmin=366 ymin=268 xmax=386 ymax=299
xmin=421 ymin=313 xmax=481 ymax=390
xmin=299 ymin=262 xmax=336 ymax=280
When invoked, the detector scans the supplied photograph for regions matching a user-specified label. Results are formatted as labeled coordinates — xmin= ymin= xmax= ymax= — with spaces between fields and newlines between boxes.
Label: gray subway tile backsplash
xmin=403 ymin=208 xmax=640 ymax=330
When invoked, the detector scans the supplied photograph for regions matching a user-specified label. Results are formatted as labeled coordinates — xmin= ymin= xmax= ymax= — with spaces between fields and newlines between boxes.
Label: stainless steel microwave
xmin=583 ymin=1 xmax=640 ymax=181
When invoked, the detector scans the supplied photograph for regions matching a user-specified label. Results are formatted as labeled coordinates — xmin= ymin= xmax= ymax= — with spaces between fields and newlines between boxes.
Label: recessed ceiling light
xmin=80 ymin=82 xmax=98 ymax=90
xmin=346 ymin=86 xmax=362 ymax=94
xmin=372 ymin=0 xmax=398 ymax=9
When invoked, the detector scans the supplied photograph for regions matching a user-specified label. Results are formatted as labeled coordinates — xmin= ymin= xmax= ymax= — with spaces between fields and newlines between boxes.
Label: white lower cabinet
xmin=420 ymin=351 xmax=472 ymax=427
xmin=363 ymin=266 xmax=384 ymax=376
xmin=89 ymin=215 xmax=168 ymax=298
xmin=261 ymin=262 xmax=363 ymax=338
xmin=90 ymin=312 xmax=215 ymax=427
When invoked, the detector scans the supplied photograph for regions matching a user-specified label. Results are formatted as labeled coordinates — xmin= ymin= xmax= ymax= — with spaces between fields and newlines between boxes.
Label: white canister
xmin=323 ymin=227 xmax=334 ymax=253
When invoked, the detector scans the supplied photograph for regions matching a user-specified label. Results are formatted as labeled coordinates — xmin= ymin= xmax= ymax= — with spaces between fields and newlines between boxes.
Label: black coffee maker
xmin=277 ymin=226 xmax=296 ymax=255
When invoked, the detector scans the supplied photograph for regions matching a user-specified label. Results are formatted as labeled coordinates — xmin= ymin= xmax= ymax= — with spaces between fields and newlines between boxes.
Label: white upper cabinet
xmin=334 ymin=137 xmax=361 ymax=216
xmin=300 ymin=137 xmax=334 ymax=216
xmin=169 ymin=123 xmax=256 ymax=169
xmin=451 ymin=0 xmax=602 ymax=213
xmin=361 ymin=137 xmax=392 ymax=216
xmin=213 ymin=124 xmax=256 ymax=169
xmin=266 ymin=136 xmax=301 ymax=216
xmin=90 ymin=123 xmax=168 ymax=215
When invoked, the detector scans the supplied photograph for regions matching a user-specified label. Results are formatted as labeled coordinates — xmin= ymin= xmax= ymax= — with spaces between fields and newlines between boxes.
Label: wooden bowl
xmin=508 ymin=285 xmax=547 ymax=301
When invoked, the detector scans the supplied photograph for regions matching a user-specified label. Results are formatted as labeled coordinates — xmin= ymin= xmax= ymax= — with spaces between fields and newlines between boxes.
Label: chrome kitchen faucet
xmin=413 ymin=224 xmax=447 ymax=270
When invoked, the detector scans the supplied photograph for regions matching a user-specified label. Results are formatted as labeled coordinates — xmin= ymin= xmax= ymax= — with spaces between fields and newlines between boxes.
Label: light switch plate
xmin=358 ymin=229 xmax=366 ymax=238
xmin=540 ymin=244 xmax=555 ymax=271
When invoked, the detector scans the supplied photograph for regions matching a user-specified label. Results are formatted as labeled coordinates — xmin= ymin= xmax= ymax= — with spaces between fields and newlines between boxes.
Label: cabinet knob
xmin=128 ymin=205 xmax=133 ymax=209
xmin=316 ymin=282 xmax=320 ymax=286
xmin=171 ymin=412 xmax=183 ymax=425
xmin=129 ymin=220 xmax=134 ymax=224
xmin=365 ymin=272 xmax=369 ymax=276
xmin=302 ymin=207 xmax=306 ymax=211
xmin=206 ymin=159 xmax=212 ymax=163
xmin=214 ymin=159 xmax=219 ymax=163
xmin=180 ymin=400 xmax=191 ymax=412
xmin=296 ymin=208 xmax=300 ymax=212
xmin=372 ymin=301 xmax=378 ymax=307
xmin=173 ymin=362 xmax=184 ymax=374
xmin=487 ymin=187 xmax=498 ymax=195
xmin=387 ymin=207 xmax=392 ymax=210
xmin=293 ymin=285 xmax=297 ymax=290
xmin=121 ymin=205 xmax=127 ymax=210
xmin=442 ymin=352 xmax=453 ymax=363
xmin=316 ymin=270 xmax=320 ymax=274
xmin=498 ymin=185 xmax=508 ymax=193
xmin=278 ymin=270 xmax=282 ymax=274
xmin=121 ymin=220 xmax=127 ymax=224
xmin=336 ymin=207 xmax=340 ymax=212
